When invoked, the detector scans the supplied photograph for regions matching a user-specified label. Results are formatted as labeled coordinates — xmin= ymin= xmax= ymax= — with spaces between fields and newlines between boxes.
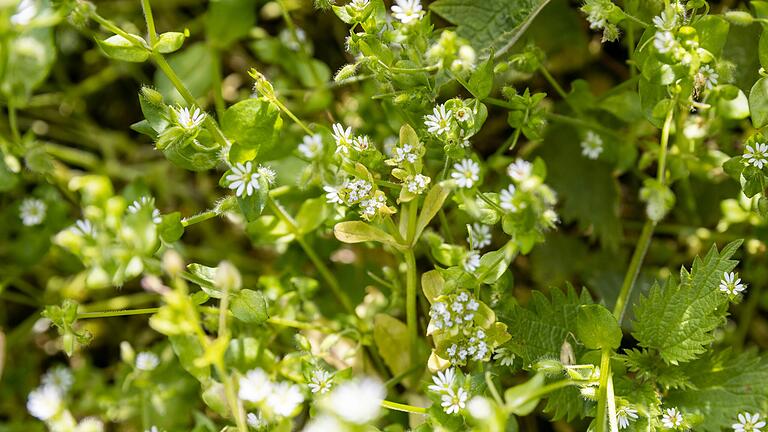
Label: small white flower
xmin=75 ymin=417 xmax=105 ymax=432
xmin=226 ymin=162 xmax=261 ymax=197
xmin=352 ymin=135 xmax=372 ymax=152
xmin=441 ymin=387 xmax=468 ymax=415
xmin=467 ymin=223 xmax=492 ymax=249
xmin=27 ymin=385 xmax=63 ymax=420
xmin=135 ymin=351 xmax=159 ymax=371
xmin=246 ymin=412 xmax=266 ymax=429
xmin=696 ymin=64 xmax=719 ymax=90
xmin=720 ymin=271 xmax=747 ymax=296
xmin=617 ymin=406 xmax=639 ymax=429
xmin=394 ymin=144 xmax=418 ymax=164
xmin=744 ymin=143 xmax=768 ymax=169
xmin=425 ymin=104 xmax=453 ymax=136
xmin=20 ymin=198 xmax=46 ymax=226
xmin=11 ymin=0 xmax=37 ymax=26
xmin=327 ymin=378 xmax=385 ymax=424
xmin=654 ymin=31 xmax=678 ymax=54
xmin=428 ymin=368 xmax=456 ymax=394
xmin=73 ymin=219 xmax=95 ymax=237
xmin=265 ymin=381 xmax=304 ymax=417
xmin=360 ymin=194 xmax=386 ymax=217
xmin=298 ymin=134 xmax=323 ymax=159
xmin=332 ymin=123 xmax=353 ymax=152
xmin=463 ymin=250 xmax=481 ymax=273
xmin=128 ymin=196 xmax=162 ymax=224
xmin=653 ymin=9 xmax=678 ymax=31
xmin=507 ymin=159 xmax=533 ymax=182
xmin=145 ymin=427 xmax=159 ymax=432
xmin=42 ymin=366 xmax=74 ymax=393
xmin=391 ymin=0 xmax=423 ymax=24
xmin=406 ymin=174 xmax=431 ymax=194
xmin=347 ymin=179 xmax=373 ymax=203
xmin=303 ymin=414 xmax=344 ymax=432
xmin=499 ymin=185 xmax=518 ymax=212
xmin=308 ymin=369 xmax=333 ymax=394
xmin=174 ymin=106 xmax=205 ymax=130
xmin=661 ymin=407 xmax=684 ymax=429
xmin=238 ymin=368 xmax=273 ymax=403
xmin=467 ymin=396 xmax=492 ymax=420
xmin=451 ymin=159 xmax=480 ymax=188
xmin=323 ymin=185 xmax=344 ymax=204
xmin=493 ymin=347 xmax=515 ymax=366
xmin=454 ymin=106 xmax=473 ymax=123
xmin=733 ymin=412 xmax=766 ymax=432
xmin=581 ymin=131 xmax=604 ymax=160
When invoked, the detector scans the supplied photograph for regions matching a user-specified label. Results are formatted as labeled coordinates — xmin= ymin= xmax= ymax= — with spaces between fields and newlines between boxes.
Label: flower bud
xmin=215 ymin=260 xmax=242 ymax=292
xmin=334 ymin=63 xmax=358 ymax=82
xmin=248 ymin=68 xmax=275 ymax=99
xmin=140 ymin=86 xmax=164 ymax=105
xmin=162 ymin=249 xmax=185 ymax=277
xmin=533 ymin=359 xmax=564 ymax=376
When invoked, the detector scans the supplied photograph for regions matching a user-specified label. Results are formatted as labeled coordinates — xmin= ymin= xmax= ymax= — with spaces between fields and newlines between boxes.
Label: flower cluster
xmin=427 ymin=368 xmax=469 ymax=415
xmin=425 ymin=31 xmax=476 ymax=75
xmin=238 ymin=368 xmax=305 ymax=420
xmin=444 ymin=327 xmax=490 ymax=364
xmin=429 ymin=290 xmax=481 ymax=331
xmin=324 ymin=178 xmax=394 ymax=221
xmin=27 ymin=366 xmax=105 ymax=431
xmin=496 ymin=158 xmax=558 ymax=240
xmin=424 ymin=99 xmax=483 ymax=149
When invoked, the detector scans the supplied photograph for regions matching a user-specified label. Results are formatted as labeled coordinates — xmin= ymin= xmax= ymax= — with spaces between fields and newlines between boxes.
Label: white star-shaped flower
xmin=441 ymin=387 xmax=468 ymax=415
xmin=391 ymin=0 xmax=423 ymax=24
xmin=507 ymin=159 xmax=533 ymax=182
xmin=174 ymin=106 xmax=205 ymax=130
xmin=428 ymin=368 xmax=456 ymax=394
xmin=298 ymin=133 xmax=323 ymax=159
xmin=654 ymin=31 xmax=678 ymax=54
xmin=19 ymin=198 xmax=46 ymax=226
xmin=467 ymin=223 xmax=492 ymax=249
xmin=661 ymin=407 xmax=684 ymax=429
xmin=744 ymin=143 xmax=768 ymax=169
xmin=425 ymin=104 xmax=453 ymax=136
xmin=617 ymin=406 xmax=639 ymax=429
xmin=720 ymin=271 xmax=747 ymax=295
xmin=308 ymin=369 xmax=333 ymax=394
xmin=226 ymin=162 xmax=261 ymax=197
xmin=451 ymin=159 xmax=479 ymax=188
xmin=733 ymin=412 xmax=766 ymax=432
xmin=581 ymin=131 xmax=604 ymax=160
xmin=500 ymin=185 xmax=518 ymax=212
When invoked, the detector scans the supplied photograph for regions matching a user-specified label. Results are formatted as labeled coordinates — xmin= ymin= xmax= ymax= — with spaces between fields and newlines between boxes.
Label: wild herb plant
xmin=2 ymin=0 xmax=768 ymax=431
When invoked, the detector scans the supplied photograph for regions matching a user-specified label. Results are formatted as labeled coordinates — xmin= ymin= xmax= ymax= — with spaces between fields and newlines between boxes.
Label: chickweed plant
xmin=2 ymin=0 xmax=768 ymax=431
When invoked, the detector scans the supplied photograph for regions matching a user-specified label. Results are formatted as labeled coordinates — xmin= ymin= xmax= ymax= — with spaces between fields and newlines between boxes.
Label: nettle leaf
xmin=631 ymin=240 xmax=743 ymax=365
xmin=666 ymin=349 xmax=768 ymax=432
xmin=499 ymin=284 xmax=594 ymax=421
xmin=430 ymin=0 xmax=551 ymax=57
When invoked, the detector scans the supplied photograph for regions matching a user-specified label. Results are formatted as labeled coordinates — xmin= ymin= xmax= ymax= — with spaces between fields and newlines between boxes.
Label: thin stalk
xmin=381 ymin=400 xmax=427 ymax=415
xmin=8 ymin=102 xmax=21 ymax=144
xmin=214 ymin=360 xmax=248 ymax=431
xmin=613 ymin=105 xmax=674 ymax=324
xmin=595 ymin=348 xmax=613 ymax=432
xmin=404 ymin=199 xmax=420 ymax=365
xmin=485 ymin=372 xmax=504 ymax=406
xmin=218 ymin=285 xmax=231 ymax=338
xmin=539 ymin=65 xmax=569 ymax=102
xmin=140 ymin=0 xmax=158 ymax=46
xmin=182 ymin=208 xmax=219 ymax=227
xmin=78 ymin=307 xmax=158 ymax=319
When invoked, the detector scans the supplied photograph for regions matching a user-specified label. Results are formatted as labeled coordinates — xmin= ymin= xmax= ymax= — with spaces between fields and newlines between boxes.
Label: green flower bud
xmin=334 ymin=63 xmax=358 ymax=82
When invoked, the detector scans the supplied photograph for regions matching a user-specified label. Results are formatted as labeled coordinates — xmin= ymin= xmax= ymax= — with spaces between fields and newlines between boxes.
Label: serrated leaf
xmin=430 ymin=0 xmax=551 ymax=57
xmin=631 ymin=241 xmax=743 ymax=364
xmin=666 ymin=349 xmax=768 ymax=432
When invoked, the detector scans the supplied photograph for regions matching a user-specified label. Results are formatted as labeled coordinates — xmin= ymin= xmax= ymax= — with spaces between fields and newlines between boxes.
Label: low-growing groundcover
xmin=3 ymin=0 xmax=768 ymax=430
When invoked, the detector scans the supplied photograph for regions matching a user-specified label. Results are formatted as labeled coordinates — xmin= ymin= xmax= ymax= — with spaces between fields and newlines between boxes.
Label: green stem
xmin=381 ymin=400 xmax=427 ymax=415
xmin=266 ymin=197 xmax=354 ymax=314
xmin=539 ymin=65 xmax=569 ymax=102
xmin=8 ymin=101 xmax=21 ymax=144
xmin=404 ymin=200 xmax=420 ymax=365
xmin=182 ymin=209 xmax=219 ymax=227
xmin=140 ymin=0 xmax=158 ymax=47
xmin=485 ymin=372 xmax=504 ymax=406
xmin=613 ymin=104 xmax=674 ymax=324
xmin=595 ymin=348 xmax=613 ymax=432
xmin=78 ymin=307 xmax=159 ymax=319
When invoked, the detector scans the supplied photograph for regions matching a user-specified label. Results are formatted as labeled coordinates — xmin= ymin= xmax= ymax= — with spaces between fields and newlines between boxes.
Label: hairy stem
xmin=381 ymin=400 xmax=427 ymax=415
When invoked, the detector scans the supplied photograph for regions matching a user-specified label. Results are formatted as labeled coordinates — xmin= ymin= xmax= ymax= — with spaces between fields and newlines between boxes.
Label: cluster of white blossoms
xmin=127 ymin=196 xmax=162 ymax=224
xmin=720 ymin=271 xmax=747 ymax=296
xmin=427 ymin=368 xmax=469 ymax=415
xmin=445 ymin=327 xmax=490 ymax=364
xmin=308 ymin=369 xmax=334 ymax=394
xmin=661 ymin=407 xmax=684 ymax=429
xmin=405 ymin=173 xmax=431 ymax=194
xmin=225 ymin=162 xmax=275 ymax=198
xmin=20 ymin=198 xmax=47 ymax=226
xmin=425 ymin=31 xmax=477 ymax=75
xmin=238 ymin=368 xmax=305 ymax=419
xmin=173 ymin=106 xmax=206 ymax=131
xmin=429 ymin=290 xmax=480 ymax=331
xmin=331 ymin=123 xmax=376 ymax=155
xmin=743 ymin=143 xmax=768 ymax=170
xmin=467 ymin=223 xmax=492 ymax=249
xmin=390 ymin=0 xmax=424 ymax=25
xmin=304 ymin=377 xmax=385 ymax=430
xmin=502 ymin=158 xmax=559 ymax=227
xmin=580 ymin=0 xmax=621 ymax=42
xmin=28 ymin=366 xmax=104 ymax=431
xmin=462 ymin=250 xmax=481 ymax=273
xmin=298 ymin=133 xmax=324 ymax=159
xmin=580 ymin=130 xmax=604 ymax=160
xmin=451 ymin=158 xmax=480 ymax=189
xmin=135 ymin=351 xmax=160 ymax=371
xmin=733 ymin=412 xmax=766 ymax=432
xmin=324 ymin=178 xmax=391 ymax=220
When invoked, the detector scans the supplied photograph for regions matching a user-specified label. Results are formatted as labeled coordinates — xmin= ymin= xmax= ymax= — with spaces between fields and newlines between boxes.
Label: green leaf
xmin=692 ymin=15 xmax=730 ymax=57
xmin=97 ymin=34 xmax=149 ymax=62
xmin=230 ymin=289 xmax=269 ymax=324
xmin=3 ymin=24 xmax=56 ymax=100
xmin=236 ymin=176 xmax=270 ymax=222
xmin=205 ymin=0 xmax=256 ymax=48
xmin=504 ymin=373 xmax=545 ymax=415
xmin=632 ymin=241 xmax=743 ymax=364
xmin=722 ymin=156 xmax=746 ymax=181
xmin=334 ymin=221 xmax=401 ymax=248
xmin=373 ymin=314 xmax=411 ymax=378
xmin=421 ymin=270 xmax=447 ymax=304
xmin=221 ymin=99 xmax=282 ymax=161
xmin=430 ymin=0 xmax=551 ymax=57
xmin=184 ymin=263 xmax=221 ymax=298
xmin=749 ymin=76 xmax=768 ymax=128
xmin=155 ymin=43 xmax=213 ymax=105
xmin=159 ymin=212 xmax=184 ymax=243
xmin=666 ymin=349 xmax=768 ymax=432
xmin=295 ymin=197 xmax=329 ymax=235
xmin=499 ymin=284 xmax=594 ymax=421
xmin=154 ymin=31 xmax=186 ymax=54
xmin=575 ymin=304 xmax=622 ymax=350
xmin=414 ymin=183 xmax=450 ymax=242
xmin=467 ymin=52 xmax=494 ymax=99
xmin=169 ymin=335 xmax=209 ymax=381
